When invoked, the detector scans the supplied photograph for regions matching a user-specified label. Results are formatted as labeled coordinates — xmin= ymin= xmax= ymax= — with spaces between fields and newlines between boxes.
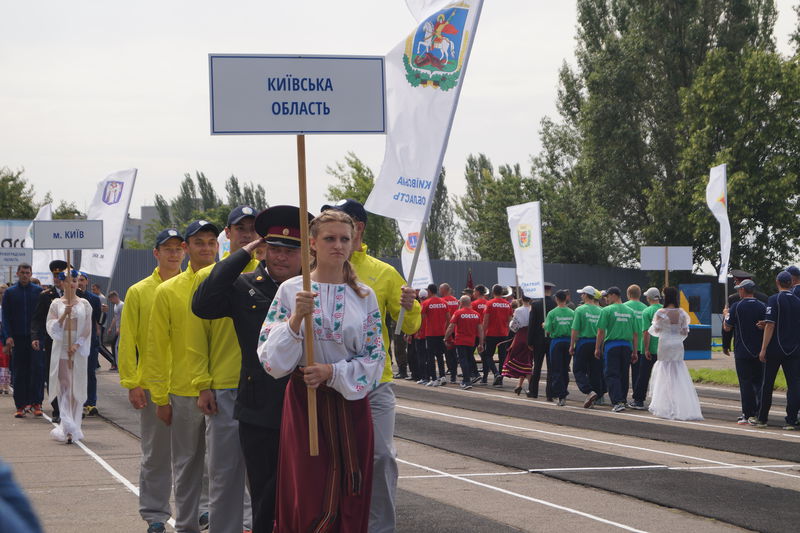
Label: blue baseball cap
xmin=320 ymin=198 xmax=368 ymax=223
xmin=227 ymin=205 xmax=257 ymax=227
xmin=734 ymin=279 xmax=756 ymax=290
xmin=785 ymin=266 xmax=800 ymax=277
xmin=155 ymin=228 xmax=183 ymax=248
xmin=185 ymin=220 xmax=220 ymax=240
xmin=776 ymin=271 xmax=792 ymax=285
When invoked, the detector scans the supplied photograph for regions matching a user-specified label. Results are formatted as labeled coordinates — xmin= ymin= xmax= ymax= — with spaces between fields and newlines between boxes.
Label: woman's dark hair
xmin=663 ymin=286 xmax=679 ymax=308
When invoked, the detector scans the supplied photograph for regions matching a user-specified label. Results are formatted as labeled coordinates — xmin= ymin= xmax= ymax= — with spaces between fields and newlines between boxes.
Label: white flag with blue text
xmin=365 ymin=0 xmax=483 ymax=222
xmin=80 ymin=169 xmax=137 ymax=278
xmin=507 ymin=202 xmax=545 ymax=299
xmin=706 ymin=164 xmax=731 ymax=283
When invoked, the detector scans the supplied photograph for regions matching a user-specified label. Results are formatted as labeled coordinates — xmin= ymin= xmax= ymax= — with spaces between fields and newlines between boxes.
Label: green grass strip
xmin=689 ymin=368 xmax=786 ymax=391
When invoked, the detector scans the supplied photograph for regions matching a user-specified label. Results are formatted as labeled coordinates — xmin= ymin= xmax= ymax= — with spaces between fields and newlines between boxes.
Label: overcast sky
xmin=1 ymin=1 xmax=797 ymax=220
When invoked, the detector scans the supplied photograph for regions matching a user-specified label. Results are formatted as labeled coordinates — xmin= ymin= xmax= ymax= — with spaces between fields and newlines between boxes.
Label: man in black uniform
xmin=722 ymin=269 xmax=768 ymax=355
xmin=527 ymin=281 xmax=556 ymax=400
xmin=30 ymin=260 xmax=68 ymax=422
xmin=191 ymin=205 xmax=308 ymax=533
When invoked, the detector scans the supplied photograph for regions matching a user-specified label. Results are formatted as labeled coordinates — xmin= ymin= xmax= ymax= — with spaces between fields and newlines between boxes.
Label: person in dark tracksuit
xmin=191 ymin=205 xmax=307 ymax=533
xmin=723 ymin=279 xmax=765 ymax=425
xmin=721 ymin=269 xmax=768 ymax=355
xmin=570 ymin=286 xmax=605 ymax=408
xmin=753 ymin=271 xmax=800 ymax=430
xmin=1 ymin=263 xmax=42 ymax=418
xmin=527 ymin=282 xmax=556 ymax=399
xmin=631 ymin=287 xmax=663 ymax=410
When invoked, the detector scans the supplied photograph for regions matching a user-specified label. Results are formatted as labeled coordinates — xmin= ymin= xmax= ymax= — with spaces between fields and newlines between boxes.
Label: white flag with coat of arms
xmin=706 ymin=163 xmax=731 ymax=283
xmin=79 ymin=168 xmax=137 ymax=278
xmin=507 ymin=201 xmax=545 ymax=299
xmin=397 ymin=218 xmax=434 ymax=289
xmin=365 ymin=0 xmax=483 ymax=222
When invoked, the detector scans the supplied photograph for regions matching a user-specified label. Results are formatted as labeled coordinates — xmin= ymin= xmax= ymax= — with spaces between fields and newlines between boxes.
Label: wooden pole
xmin=296 ymin=135 xmax=319 ymax=457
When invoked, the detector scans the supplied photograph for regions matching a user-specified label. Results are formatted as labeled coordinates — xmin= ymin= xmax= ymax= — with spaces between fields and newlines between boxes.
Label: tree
xmin=425 ymin=169 xmax=457 ymax=260
xmin=173 ymin=174 xmax=198 ymax=224
xmin=0 ymin=167 xmax=37 ymax=219
xmin=680 ymin=47 xmax=800 ymax=285
xmin=535 ymin=0 xmax=778 ymax=266
xmin=793 ymin=4 xmax=800 ymax=54
xmin=326 ymin=152 xmax=401 ymax=257
xmin=195 ymin=171 xmax=221 ymax=211
xmin=225 ymin=175 xmax=267 ymax=211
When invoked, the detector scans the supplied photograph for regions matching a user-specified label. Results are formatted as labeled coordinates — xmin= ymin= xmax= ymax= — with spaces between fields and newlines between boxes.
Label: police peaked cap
xmin=254 ymin=205 xmax=314 ymax=248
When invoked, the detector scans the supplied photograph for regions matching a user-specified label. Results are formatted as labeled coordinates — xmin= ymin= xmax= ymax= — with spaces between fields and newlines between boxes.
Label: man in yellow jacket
xmin=185 ymin=206 xmax=259 ymax=533
xmin=144 ymin=220 xmax=219 ymax=533
xmin=322 ymin=199 xmax=421 ymax=533
xmin=118 ymin=228 xmax=184 ymax=533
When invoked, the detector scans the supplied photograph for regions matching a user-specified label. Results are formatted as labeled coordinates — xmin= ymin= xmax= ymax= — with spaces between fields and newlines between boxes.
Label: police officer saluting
xmin=722 ymin=279 xmax=765 ymax=425
xmin=753 ymin=271 xmax=800 ymax=430
xmin=191 ymin=206 xmax=307 ymax=533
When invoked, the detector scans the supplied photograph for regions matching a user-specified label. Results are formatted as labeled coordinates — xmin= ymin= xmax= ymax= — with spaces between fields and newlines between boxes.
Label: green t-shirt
xmin=641 ymin=303 xmax=663 ymax=354
xmin=544 ymin=306 xmax=575 ymax=338
xmin=571 ymin=303 xmax=602 ymax=338
xmin=624 ymin=299 xmax=647 ymax=351
xmin=597 ymin=303 xmax=637 ymax=344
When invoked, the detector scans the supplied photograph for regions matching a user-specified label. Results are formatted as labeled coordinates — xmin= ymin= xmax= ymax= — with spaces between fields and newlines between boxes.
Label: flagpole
xmin=393 ymin=2 xmax=485 ymax=335
xmin=296 ymin=134 xmax=319 ymax=457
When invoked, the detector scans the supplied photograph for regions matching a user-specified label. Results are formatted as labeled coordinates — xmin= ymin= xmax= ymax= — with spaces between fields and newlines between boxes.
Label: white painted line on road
xmin=397 ymin=458 xmax=650 ymax=532
xmin=397 ymin=404 xmax=800 ymax=480
xmin=43 ymin=413 xmax=177 ymax=529
xmin=529 ymin=465 xmax=668 ymax=473
xmin=400 ymin=471 xmax=530 ymax=479
xmin=442 ymin=387 xmax=800 ymax=440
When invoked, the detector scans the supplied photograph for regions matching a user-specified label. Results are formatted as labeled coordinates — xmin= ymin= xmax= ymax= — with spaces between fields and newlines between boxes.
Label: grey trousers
xmin=368 ymin=382 xmax=398 ymax=533
xmin=139 ymin=390 xmax=172 ymax=525
xmin=171 ymin=394 xmax=206 ymax=533
xmin=206 ymin=389 xmax=246 ymax=533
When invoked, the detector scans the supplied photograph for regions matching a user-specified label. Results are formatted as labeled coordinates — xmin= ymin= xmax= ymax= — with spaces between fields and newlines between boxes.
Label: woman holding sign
xmin=45 ymin=269 xmax=92 ymax=443
xmin=258 ymin=209 xmax=384 ymax=533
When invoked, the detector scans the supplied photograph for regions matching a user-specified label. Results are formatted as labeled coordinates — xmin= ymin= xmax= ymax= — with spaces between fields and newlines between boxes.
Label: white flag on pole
xmin=24 ymin=203 xmax=66 ymax=285
xmin=507 ymin=201 xmax=545 ymax=299
xmin=397 ymin=218 xmax=434 ymax=289
xmin=706 ymin=164 xmax=731 ymax=283
xmin=80 ymin=169 xmax=137 ymax=278
xmin=217 ymin=230 xmax=230 ymax=261
xmin=364 ymin=0 xmax=483 ymax=222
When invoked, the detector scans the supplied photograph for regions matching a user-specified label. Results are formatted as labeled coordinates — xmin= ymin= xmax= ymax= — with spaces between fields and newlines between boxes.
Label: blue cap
xmin=227 ymin=205 xmax=257 ymax=227
xmin=786 ymin=266 xmax=800 ymax=277
xmin=78 ymin=271 xmax=90 ymax=280
xmin=185 ymin=220 xmax=220 ymax=240
xmin=734 ymin=279 xmax=755 ymax=290
xmin=57 ymin=269 xmax=79 ymax=281
xmin=777 ymin=271 xmax=792 ymax=285
xmin=155 ymin=228 xmax=183 ymax=248
xmin=605 ymin=286 xmax=621 ymax=296
xmin=320 ymin=198 xmax=368 ymax=223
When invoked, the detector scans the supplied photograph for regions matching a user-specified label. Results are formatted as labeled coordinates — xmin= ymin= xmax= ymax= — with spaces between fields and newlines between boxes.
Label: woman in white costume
xmin=646 ymin=286 xmax=703 ymax=421
xmin=46 ymin=269 xmax=93 ymax=443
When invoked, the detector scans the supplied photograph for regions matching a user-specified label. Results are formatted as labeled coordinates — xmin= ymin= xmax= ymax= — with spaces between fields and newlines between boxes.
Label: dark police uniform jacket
xmin=527 ymin=295 xmax=556 ymax=352
xmin=31 ymin=287 xmax=61 ymax=352
xmin=191 ymin=248 xmax=288 ymax=429
xmin=722 ymin=289 xmax=768 ymax=352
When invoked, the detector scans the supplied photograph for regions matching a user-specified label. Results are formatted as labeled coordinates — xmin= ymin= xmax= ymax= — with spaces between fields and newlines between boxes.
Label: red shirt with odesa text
xmin=471 ymin=298 xmax=488 ymax=318
xmin=421 ymin=296 xmax=449 ymax=337
xmin=443 ymin=295 xmax=459 ymax=315
xmin=450 ymin=308 xmax=482 ymax=346
xmin=484 ymin=298 xmax=513 ymax=337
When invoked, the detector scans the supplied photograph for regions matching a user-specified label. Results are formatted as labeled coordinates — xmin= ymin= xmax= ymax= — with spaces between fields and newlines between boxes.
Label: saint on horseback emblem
xmin=404 ymin=3 xmax=469 ymax=91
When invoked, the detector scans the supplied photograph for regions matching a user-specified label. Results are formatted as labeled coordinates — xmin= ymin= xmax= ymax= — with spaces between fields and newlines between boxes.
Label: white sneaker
xmin=612 ymin=403 xmax=626 ymax=413
xmin=416 ymin=379 xmax=427 ymax=385
xmin=425 ymin=380 xmax=435 ymax=387
xmin=557 ymin=398 xmax=567 ymax=406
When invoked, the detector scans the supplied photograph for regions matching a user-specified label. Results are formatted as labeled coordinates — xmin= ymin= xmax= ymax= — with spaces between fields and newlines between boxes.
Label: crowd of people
xmin=2 ymin=198 xmax=799 ymax=533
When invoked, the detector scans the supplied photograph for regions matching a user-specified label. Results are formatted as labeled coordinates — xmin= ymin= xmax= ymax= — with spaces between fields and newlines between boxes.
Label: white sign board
xmin=209 ymin=54 xmax=386 ymax=135
xmin=1 ymin=219 xmax=31 ymax=248
xmin=640 ymin=246 xmax=693 ymax=271
xmin=0 ymin=248 xmax=32 ymax=267
xmin=497 ymin=267 xmax=517 ymax=287
xmin=32 ymin=220 xmax=104 ymax=250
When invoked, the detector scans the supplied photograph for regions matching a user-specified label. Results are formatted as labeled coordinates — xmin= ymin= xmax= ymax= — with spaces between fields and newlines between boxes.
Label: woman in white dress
xmin=46 ymin=269 xmax=93 ymax=443
xmin=258 ymin=209 xmax=384 ymax=533
xmin=646 ymin=286 xmax=703 ymax=420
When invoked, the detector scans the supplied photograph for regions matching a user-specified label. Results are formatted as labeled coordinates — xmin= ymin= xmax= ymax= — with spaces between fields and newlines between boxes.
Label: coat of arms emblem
xmin=405 ymin=232 xmax=419 ymax=252
xmin=517 ymin=225 xmax=532 ymax=249
xmin=404 ymin=3 xmax=469 ymax=91
xmin=102 ymin=180 xmax=124 ymax=206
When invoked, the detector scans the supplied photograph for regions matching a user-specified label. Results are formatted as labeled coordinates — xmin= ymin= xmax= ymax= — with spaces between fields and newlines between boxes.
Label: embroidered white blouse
xmin=257 ymin=276 xmax=385 ymax=400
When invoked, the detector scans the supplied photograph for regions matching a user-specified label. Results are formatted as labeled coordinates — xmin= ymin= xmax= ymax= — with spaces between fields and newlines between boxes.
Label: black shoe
xmin=526 ymin=391 xmax=538 ymax=398
xmin=492 ymin=375 xmax=503 ymax=387
xmin=514 ymin=387 xmax=522 ymax=396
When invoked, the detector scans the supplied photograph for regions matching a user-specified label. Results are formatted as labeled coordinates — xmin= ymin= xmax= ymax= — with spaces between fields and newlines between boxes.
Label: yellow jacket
xmin=142 ymin=264 xmax=202 ymax=405
xmin=185 ymin=254 xmax=259 ymax=391
xmin=350 ymin=244 xmax=421 ymax=382
xmin=118 ymin=267 xmax=170 ymax=390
